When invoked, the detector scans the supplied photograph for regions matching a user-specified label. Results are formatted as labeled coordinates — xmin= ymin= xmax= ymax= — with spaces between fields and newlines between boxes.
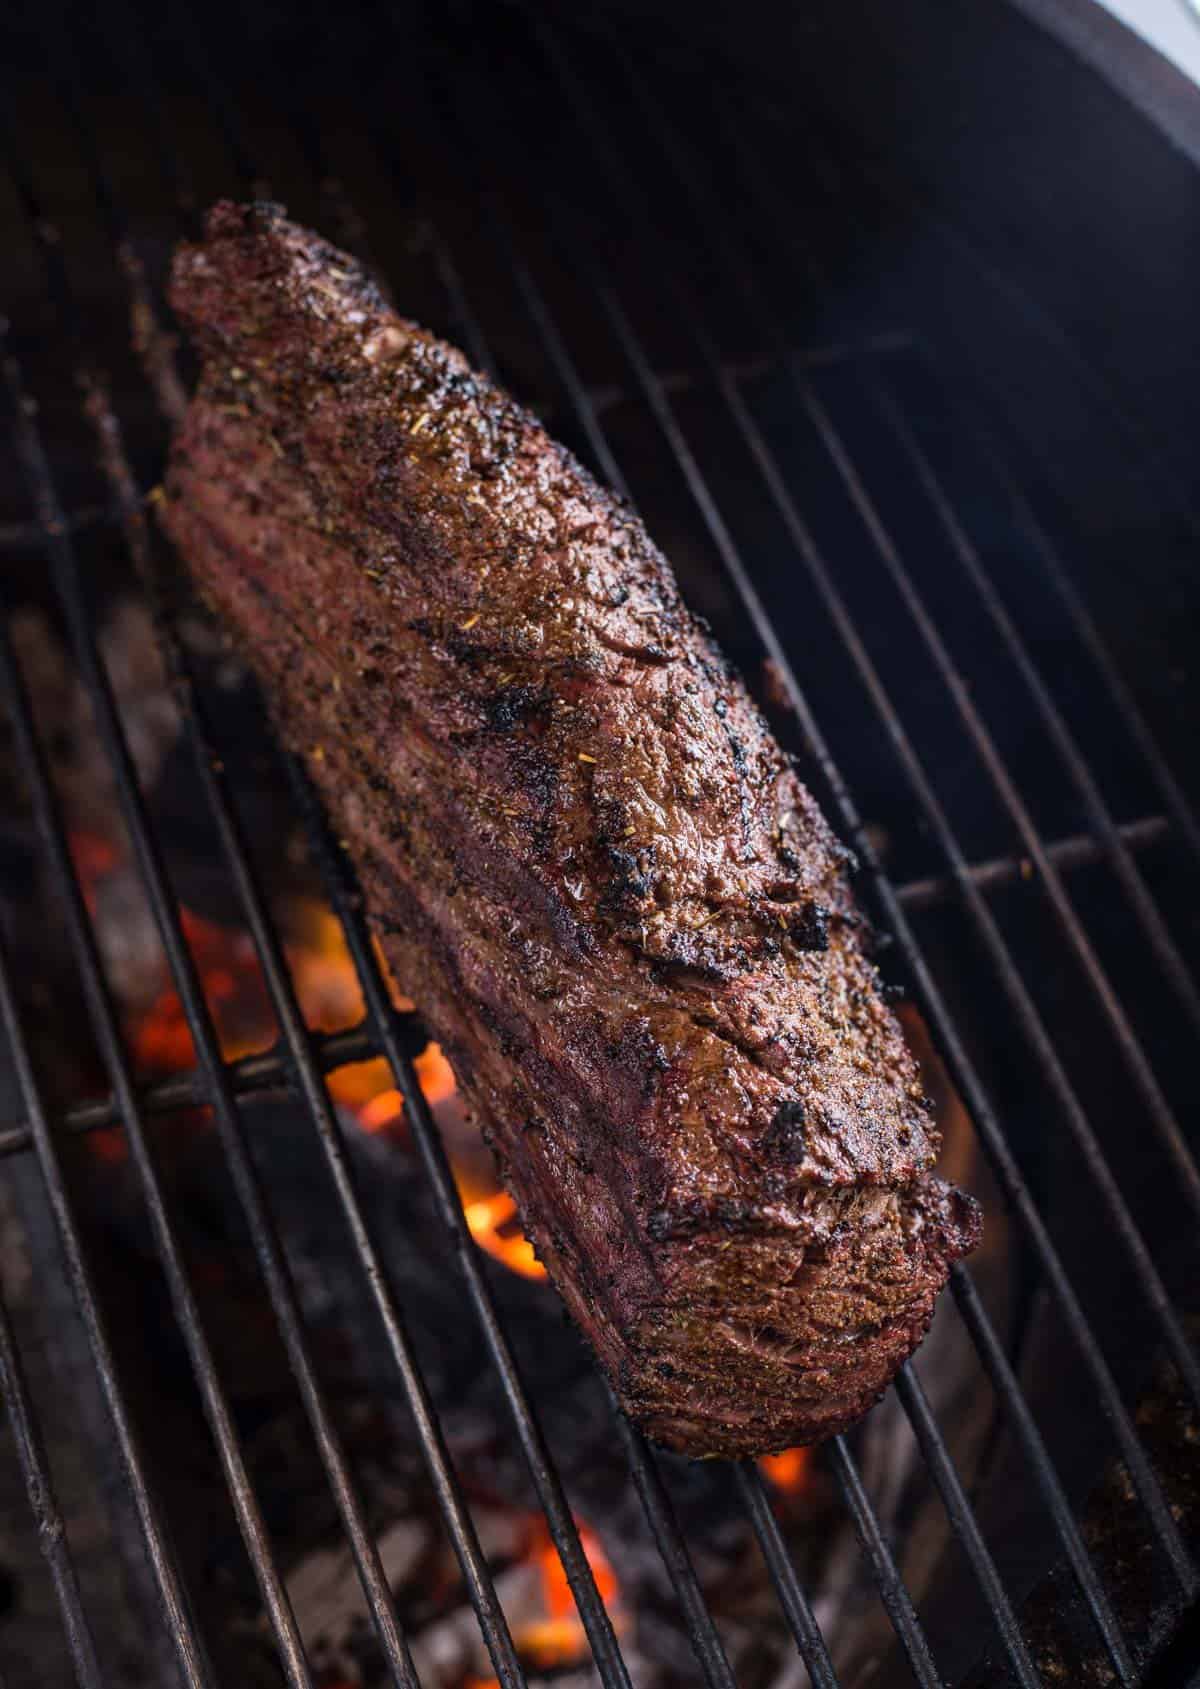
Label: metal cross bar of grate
xmin=0 ymin=2 xmax=1196 ymax=1687
xmin=0 ymin=811 xmax=1170 ymax=1162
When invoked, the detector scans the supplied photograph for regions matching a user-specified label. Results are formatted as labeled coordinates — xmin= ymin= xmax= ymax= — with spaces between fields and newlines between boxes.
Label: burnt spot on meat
xmin=763 ymin=1100 xmax=809 ymax=1163
xmin=599 ymin=847 xmax=655 ymax=917
xmin=787 ymin=902 xmax=831 ymax=953
xmin=480 ymin=683 xmax=549 ymax=734
xmin=507 ymin=749 xmax=560 ymax=823
xmin=646 ymin=1206 xmax=679 ymax=1243
xmin=603 ymin=1018 xmax=671 ymax=1108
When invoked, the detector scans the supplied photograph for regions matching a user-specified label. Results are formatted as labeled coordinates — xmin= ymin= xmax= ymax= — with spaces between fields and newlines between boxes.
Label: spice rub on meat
xmin=162 ymin=202 xmax=980 ymax=1457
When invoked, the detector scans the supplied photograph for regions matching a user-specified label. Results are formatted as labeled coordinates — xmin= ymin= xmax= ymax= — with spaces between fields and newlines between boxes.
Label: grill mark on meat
xmin=161 ymin=202 xmax=980 ymax=1456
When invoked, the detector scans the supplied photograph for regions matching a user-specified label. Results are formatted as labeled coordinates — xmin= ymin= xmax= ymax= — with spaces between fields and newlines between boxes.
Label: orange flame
xmin=458 ymin=1184 xmax=547 ymax=1282
xmin=523 ymin=1519 xmax=620 ymax=1667
xmin=470 ymin=1517 xmax=621 ymax=1686
xmin=266 ymin=903 xmax=546 ymax=1280
xmin=70 ymin=840 xmax=548 ymax=1284
xmin=758 ymin=1446 xmax=812 ymax=1495
xmin=353 ymin=1043 xmax=457 ymax=1132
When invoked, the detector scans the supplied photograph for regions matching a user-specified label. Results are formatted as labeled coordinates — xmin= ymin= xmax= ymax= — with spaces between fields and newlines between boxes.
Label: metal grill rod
xmin=733 ymin=1465 xmax=839 ymax=1689
xmin=575 ymin=341 xmax=915 ymax=418
xmin=0 ymin=812 xmax=1170 ymax=1160
xmin=715 ymin=97 xmax=1200 ymax=871
xmin=948 ymin=1262 xmax=1134 ymax=1680
xmin=511 ymin=0 xmax=1194 ymax=1613
xmin=868 ymin=371 xmax=1200 ymax=1035
xmin=0 ymin=502 xmax=128 ymax=552
xmin=603 ymin=43 xmax=1200 ymax=1413
xmin=0 ymin=1262 xmax=105 ymax=1689
xmin=825 ymin=1438 xmax=942 ymax=1689
xmin=0 ymin=583 xmax=212 ymax=1688
xmin=0 ymin=1023 xmax=400 ymax=1159
xmin=604 ymin=1386 xmax=737 ymax=1689
xmin=892 ymin=1366 xmax=1039 ymax=1688
xmin=897 ymin=813 xmax=1168 ymax=910
xmin=0 ymin=317 xmax=423 ymax=1689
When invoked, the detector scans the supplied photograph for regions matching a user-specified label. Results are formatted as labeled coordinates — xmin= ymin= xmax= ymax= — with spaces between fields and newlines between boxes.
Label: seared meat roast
xmin=163 ymin=202 xmax=979 ymax=1456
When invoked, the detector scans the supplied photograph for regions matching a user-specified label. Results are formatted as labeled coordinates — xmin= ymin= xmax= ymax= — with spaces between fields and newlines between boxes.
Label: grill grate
xmin=1 ymin=2 xmax=1198 ymax=1686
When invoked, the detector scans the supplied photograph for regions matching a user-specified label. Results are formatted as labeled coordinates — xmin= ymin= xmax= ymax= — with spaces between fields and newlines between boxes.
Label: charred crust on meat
xmin=787 ymin=902 xmax=830 ymax=953
xmin=763 ymin=1100 xmax=809 ymax=1163
xmin=162 ymin=202 xmax=980 ymax=1459
xmin=480 ymin=683 xmax=549 ymax=735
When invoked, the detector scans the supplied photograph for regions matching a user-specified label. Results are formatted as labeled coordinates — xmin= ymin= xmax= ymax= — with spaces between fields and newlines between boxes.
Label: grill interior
xmin=2 ymin=2 xmax=1199 ymax=1686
